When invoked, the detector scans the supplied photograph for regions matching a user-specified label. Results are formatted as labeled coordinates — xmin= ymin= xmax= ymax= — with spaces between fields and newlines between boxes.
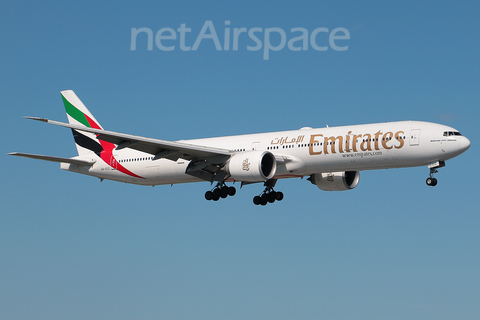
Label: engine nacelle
xmin=226 ymin=151 xmax=276 ymax=182
xmin=309 ymin=171 xmax=360 ymax=191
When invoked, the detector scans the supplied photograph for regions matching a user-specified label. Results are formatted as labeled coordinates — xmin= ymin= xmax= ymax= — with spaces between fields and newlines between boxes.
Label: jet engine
xmin=308 ymin=171 xmax=360 ymax=191
xmin=226 ymin=151 xmax=276 ymax=182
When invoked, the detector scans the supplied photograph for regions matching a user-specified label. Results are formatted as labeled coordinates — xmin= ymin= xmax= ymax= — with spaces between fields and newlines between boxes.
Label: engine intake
xmin=309 ymin=171 xmax=360 ymax=191
xmin=226 ymin=151 xmax=276 ymax=182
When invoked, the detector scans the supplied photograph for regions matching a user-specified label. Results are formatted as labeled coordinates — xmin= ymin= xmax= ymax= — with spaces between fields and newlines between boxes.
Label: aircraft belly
xmin=143 ymin=159 xmax=201 ymax=185
xmin=61 ymin=162 xmax=133 ymax=183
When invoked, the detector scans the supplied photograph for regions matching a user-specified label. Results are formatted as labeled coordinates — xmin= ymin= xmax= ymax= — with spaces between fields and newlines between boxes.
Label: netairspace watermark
xmin=131 ymin=20 xmax=350 ymax=60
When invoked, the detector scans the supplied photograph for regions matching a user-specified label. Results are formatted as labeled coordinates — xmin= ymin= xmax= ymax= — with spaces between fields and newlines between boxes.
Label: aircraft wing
xmin=25 ymin=117 xmax=232 ymax=164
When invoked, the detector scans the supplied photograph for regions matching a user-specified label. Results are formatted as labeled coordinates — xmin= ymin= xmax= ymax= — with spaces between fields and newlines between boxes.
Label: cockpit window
xmin=443 ymin=131 xmax=462 ymax=136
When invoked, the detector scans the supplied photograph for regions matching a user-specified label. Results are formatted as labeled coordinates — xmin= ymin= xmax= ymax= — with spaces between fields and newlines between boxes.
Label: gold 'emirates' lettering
xmin=374 ymin=131 xmax=382 ymax=150
xmin=360 ymin=133 xmax=372 ymax=151
xmin=309 ymin=134 xmax=322 ymax=155
xmin=308 ymin=130 xmax=406 ymax=155
xmin=324 ymin=136 xmax=344 ymax=154
xmin=395 ymin=131 xmax=405 ymax=149
xmin=346 ymin=131 xmax=352 ymax=151
xmin=352 ymin=133 xmax=362 ymax=152
xmin=382 ymin=132 xmax=393 ymax=149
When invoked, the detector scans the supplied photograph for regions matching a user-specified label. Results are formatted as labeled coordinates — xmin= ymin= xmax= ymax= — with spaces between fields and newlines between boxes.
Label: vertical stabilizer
xmin=61 ymin=90 xmax=104 ymax=156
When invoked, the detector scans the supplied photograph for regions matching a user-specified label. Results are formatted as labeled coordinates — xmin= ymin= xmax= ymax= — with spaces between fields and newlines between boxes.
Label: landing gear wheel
xmin=275 ymin=192 xmax=284 ymax=201
xmin=426 ymin=167 xmax=440 ymax=187
xmin=228 ymin=186 xmax=236 ymax=196
xmin=267 ymin=192 xmax=276 ymax=203
xmin=426 ymin=177 xmax=438 ymax=186
xmin=220 ymin=186 xmax=229 ymax=198
xmin=260 ymin=196 xmax=268 ymax=206
xmin=253 ymin=196 xmax=261 ymax=205
xmin=205 ymin=191 xmax=213 ymax=200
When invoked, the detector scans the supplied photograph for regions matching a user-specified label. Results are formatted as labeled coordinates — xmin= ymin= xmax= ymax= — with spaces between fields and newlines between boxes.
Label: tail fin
xmin=61 ymin=90 xmax=105 ymax=156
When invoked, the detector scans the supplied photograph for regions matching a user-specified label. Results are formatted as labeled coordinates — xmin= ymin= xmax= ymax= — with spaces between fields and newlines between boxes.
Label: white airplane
xmin=9 ymin=90 xmax=470 ymax=205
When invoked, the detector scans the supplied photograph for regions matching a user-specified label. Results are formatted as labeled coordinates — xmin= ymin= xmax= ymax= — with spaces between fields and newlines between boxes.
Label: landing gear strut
xmin=205 ymin=182 xmax=236 ymax=201
xmin=253 ymin=180 xmax=284 ymax=206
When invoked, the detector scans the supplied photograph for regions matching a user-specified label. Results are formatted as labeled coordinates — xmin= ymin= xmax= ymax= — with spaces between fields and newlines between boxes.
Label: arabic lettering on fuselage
xmin=270 ymin=135 xmax=306 ymax=146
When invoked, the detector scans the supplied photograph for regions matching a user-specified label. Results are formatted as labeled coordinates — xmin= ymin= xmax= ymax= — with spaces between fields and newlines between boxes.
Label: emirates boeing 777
xmin=9 ymin=90 xmax=470 ymax=205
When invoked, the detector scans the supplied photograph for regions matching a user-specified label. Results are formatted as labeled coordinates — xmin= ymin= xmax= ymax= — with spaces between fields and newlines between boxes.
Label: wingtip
xmin=24 ymin=116 xmax=48 ymax=122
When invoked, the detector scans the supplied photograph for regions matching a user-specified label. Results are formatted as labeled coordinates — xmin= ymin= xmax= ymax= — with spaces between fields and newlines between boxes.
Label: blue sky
xmin=1 ymin=1 xmax=479 ymax=319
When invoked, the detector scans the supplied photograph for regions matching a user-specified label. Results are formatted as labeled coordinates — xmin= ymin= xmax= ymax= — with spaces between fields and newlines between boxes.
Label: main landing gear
xmin=253 ymin=180 xmax=284 ymax=206
xmin=205 ymin=183 xmax=236 ymax=201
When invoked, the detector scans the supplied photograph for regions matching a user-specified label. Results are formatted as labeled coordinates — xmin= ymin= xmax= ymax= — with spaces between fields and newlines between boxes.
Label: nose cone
xmin=459 ymin=136 xmax=471 ymax=154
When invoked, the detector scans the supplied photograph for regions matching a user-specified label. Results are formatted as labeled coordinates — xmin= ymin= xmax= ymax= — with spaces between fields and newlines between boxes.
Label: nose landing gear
xmin=426 ymin=161 xmax=445 ymax=186
xmin=426 ymin=168 xmax=438 ymax=186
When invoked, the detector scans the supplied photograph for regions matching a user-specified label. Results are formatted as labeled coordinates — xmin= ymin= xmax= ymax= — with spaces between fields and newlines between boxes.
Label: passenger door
xmin=410 ymin=129 xmax=421 ymax=146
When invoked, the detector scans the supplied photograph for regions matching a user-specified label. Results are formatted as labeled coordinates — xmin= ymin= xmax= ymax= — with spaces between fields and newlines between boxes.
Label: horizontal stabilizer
xmin=8 ymin=152 xmax=95 ymax=166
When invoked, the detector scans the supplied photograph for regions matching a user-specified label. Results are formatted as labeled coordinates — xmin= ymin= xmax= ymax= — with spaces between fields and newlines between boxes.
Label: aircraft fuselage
xmin=62 ymin=120 xmax=470 ymax=186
